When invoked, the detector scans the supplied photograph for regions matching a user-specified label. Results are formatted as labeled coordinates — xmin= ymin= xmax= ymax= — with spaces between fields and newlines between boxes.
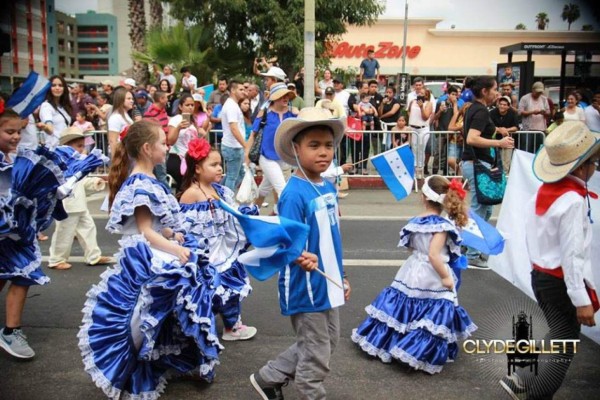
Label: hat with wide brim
xmin=275 ymin=107 xmax=345 ymax=166
xmin=533 ymin=121 xmax=600 ymax=183
xmin=260 ymin=66 xmax=287 ymax=81
xmin=269 ymin=82 xmax=296 ymax=101
xmin=59 ymin=126 xmax=90 ymax=145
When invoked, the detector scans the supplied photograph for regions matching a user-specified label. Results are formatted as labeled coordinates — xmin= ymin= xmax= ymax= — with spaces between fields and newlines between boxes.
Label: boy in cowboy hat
xmin=48 ymin=127 xmax=114 ymax=270
xmin=501 ymin=121 xmax=599 ymax=399
xmin=250 ymin=107 xmax=351 ymax=400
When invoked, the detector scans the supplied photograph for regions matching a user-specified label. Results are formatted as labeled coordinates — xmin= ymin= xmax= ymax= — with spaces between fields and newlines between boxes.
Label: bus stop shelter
xmin=500 ymin=42 xmax=600 ymax=102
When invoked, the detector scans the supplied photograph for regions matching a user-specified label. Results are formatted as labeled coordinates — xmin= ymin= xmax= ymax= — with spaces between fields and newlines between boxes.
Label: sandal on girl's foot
xmin=87 ymin=256 xmax=115 ymax=266
xmin=37 ymin=233 xmax=48 ymax=241
xmin=49 ymin=262 xmax=72 ymax=270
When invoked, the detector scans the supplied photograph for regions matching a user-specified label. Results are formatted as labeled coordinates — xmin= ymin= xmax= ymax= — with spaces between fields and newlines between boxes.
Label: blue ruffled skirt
xmin=352 ymin=281 xmax=477 ymax=374
xmin=78 ymin=235 xmax=222 ymax=400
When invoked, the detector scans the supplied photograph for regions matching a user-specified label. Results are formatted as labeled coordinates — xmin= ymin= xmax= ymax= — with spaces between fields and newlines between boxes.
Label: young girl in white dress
xmin=179 ymin=137 xmax=258 ymax=341
xmin=352 ymin=175 xmax=477 ymax=374
xmin=79 ymin=120 xmax=221 ymax=399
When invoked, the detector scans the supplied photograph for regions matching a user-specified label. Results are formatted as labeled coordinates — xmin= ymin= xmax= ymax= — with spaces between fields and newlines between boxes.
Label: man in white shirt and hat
xmin=501 ymin=121 xmax=598 ymax=399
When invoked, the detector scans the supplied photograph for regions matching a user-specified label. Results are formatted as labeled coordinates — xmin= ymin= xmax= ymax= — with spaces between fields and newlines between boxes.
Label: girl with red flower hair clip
xmin=179 ymin=137 xmax=259 ymax=342
xmin=352 ymin=175 xmax=477 ymax=374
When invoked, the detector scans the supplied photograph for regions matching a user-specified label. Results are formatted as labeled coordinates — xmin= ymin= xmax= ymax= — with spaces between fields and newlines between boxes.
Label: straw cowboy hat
xmin=533 ymin=121 xmax=600 ymax=183
xmin=275 ymin=107 xmax=345 ymax=166
xmin=269 ymin=82 xmax=296 ymax=102
xmin=59 ymin=126 xmax=88 ymax=145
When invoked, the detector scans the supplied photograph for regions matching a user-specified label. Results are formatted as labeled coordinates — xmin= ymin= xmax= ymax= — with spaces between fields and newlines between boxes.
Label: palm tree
xmin=515 ymin=23 xmax=527 ymax=30
xmin=132 ymin=23 xmax=211 ymax=85
xmin=561 ymin=3 xmax=580 ymax=30
xmin=149 ymin=0 xmax=163 ymax=30
xmin=128 ymin=0 xmax=149 ymax=85
xmin=535 ymin=12 xmax=549 ymax=30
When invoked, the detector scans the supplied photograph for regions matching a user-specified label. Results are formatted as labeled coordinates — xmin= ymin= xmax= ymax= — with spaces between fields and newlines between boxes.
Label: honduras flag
xmin=6 ymin=72 xmax=51 ymax=118
xmin=218 ymin=199 xmax=310 ymax=281
xmin=371 ymin=144 xmax=415 ymax=201
xmin=461 ymin=210 xmax=505 ymax=255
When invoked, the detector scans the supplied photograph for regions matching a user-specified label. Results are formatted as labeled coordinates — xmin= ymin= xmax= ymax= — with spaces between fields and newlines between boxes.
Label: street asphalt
xmin=1 ymin=189 xmax=599 ymax=400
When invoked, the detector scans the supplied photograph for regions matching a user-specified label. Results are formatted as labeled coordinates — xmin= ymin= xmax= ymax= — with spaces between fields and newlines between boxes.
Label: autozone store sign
xmin=331 ymin=42 xmax=422 ymax=59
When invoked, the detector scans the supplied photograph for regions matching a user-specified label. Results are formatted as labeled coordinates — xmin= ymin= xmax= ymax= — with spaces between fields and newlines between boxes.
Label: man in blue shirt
xmin=359 ymin=49 xmax=380 ymax=82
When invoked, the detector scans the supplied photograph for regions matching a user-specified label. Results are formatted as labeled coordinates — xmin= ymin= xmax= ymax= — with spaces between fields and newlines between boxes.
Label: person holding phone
xmin=167 ymin=93 xmax=204 ymax=191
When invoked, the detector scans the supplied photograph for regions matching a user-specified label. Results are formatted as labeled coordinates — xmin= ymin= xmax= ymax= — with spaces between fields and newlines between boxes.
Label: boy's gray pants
xmin=259 ymin=307 xmax=340 ymax=400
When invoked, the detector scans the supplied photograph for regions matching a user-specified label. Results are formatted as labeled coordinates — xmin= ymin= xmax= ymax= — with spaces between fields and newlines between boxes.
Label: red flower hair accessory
xmin=0 ymin=99 xmax=5 ymax=115
xmin=187 ymin=138 xmax=211 ymax=161
xmin=448 ymin=178 xmax=467 ymax=200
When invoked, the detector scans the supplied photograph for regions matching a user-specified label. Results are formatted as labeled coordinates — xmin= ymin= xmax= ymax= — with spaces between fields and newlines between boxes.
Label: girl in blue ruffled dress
xmin=179 ymin=138 xmax=258 ymax=342
xmin=78 ymin=120 xmax=222 ymax=400
xmin=352 ymin=175 xmax=477 ymax=374
xmin=0 ymin=108 xmax=70 ymax=359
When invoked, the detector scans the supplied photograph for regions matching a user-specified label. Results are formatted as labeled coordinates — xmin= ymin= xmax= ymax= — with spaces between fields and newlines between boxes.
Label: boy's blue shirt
xmin=277 ymin=175 xmax=345 ymax=316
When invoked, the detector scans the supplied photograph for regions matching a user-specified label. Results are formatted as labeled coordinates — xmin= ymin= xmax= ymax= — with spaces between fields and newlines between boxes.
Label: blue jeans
xmin=461 ymin=160 xmax=493 ymax=259
xmin=153 ymin=162 xmax=170 ymax=188
xmin=222 ymin=145 xmax=244 ymax=191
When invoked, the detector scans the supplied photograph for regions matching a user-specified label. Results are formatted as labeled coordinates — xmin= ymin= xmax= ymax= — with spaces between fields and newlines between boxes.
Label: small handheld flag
xmin=218 ymin=199 xmax=310 ymax=281
xmin=461 ymin=210 xmax=505 ymax=255
xmin=6 ymin=72 xmax=51 ymax=118
xmin=371 ymin=144 xmax=415 ymax=201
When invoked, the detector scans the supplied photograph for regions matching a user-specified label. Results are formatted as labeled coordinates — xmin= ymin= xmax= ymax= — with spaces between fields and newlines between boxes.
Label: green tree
xmin=515 ymin=23 xmax=527 ymax=30
xmin=128 ymin=0 xmax=150 ymax=85
xmin=581 ymin=24 xmax=594 ymax=31
xmin=535 ymin=12 xmax=549 ymax=30
xmin=131 ymin=23 xmax=212 ymax=85
xmin=561 ymin=3 xmax=580 ymax=30
xmin=164 ymin=0 xmax=384 ymax=77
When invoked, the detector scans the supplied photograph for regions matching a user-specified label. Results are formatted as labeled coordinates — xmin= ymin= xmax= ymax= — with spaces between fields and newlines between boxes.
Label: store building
xmin=75 ymin=10 xmax=118 ymax=76
xmin=330 ymin=18 xmax=599 ymax=80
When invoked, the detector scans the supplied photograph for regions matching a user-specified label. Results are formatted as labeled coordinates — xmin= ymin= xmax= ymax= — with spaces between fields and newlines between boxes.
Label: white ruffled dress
xmin=351 ymin=215 xmax=477 ymax=374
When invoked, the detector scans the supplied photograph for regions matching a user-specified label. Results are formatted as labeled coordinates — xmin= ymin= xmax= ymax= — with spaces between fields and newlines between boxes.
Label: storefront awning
xmin=500 ymin=42 xmax=600 ymax=56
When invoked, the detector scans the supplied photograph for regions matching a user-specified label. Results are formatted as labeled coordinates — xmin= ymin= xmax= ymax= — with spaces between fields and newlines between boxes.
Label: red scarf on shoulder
xmin=536 ymin=178 xmax=597 ymax=216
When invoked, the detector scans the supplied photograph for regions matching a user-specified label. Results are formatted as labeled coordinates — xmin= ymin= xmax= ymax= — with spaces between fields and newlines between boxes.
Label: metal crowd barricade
xmin=428 ymin=130 xmax=465 ymax=179
xmin=88 ymin=130 xmax=109 ymax=176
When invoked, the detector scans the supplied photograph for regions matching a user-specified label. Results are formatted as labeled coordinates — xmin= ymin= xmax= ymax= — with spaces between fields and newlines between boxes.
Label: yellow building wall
xmin=329 ymin=19 xmax=599 ymax=77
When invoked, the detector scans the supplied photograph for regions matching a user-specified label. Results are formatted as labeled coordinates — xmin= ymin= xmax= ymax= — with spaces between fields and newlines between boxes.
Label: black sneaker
xmin=499 ymin=374 xmax=527 ymax=400
xmin=250 ymin=373 xmax=284 ymax=400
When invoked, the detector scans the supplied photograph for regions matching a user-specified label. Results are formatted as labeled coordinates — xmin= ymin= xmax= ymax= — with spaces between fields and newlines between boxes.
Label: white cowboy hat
xmin=274 ymin=107 xmax=344 ymax=166
xmin=533 ymin=121 xmax=600 ymax=183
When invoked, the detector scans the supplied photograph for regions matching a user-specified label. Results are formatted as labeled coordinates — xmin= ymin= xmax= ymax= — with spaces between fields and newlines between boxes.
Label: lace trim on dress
xmin=107 ymin=174 xmax=182 ymax=233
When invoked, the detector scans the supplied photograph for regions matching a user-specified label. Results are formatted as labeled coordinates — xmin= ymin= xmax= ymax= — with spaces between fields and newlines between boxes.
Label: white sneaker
xmin=222 ymin=323 xmax=257 ymax=341
xmin=261 ymin=202 xmax=269 ymax=208
xmin=0 ymin=328 xmax=35 ymax=359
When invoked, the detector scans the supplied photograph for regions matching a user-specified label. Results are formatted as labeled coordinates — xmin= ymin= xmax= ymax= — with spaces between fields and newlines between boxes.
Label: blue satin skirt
xmin=78 ymin=235 xmax=222 ymax=399
xmin=352 ymin=284 xmax=477 ymax=374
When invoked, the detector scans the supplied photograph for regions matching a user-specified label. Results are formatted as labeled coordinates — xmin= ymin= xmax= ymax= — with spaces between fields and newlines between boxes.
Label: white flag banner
xmin=490 ymin=150 xmax=600 ymax=344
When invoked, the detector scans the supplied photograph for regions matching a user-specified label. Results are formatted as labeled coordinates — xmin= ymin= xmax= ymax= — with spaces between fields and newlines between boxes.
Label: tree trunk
xmin=149 ymin=0 xmax=163 ymax=30
xmin=128 ymin=0 xmax=149 ymax=86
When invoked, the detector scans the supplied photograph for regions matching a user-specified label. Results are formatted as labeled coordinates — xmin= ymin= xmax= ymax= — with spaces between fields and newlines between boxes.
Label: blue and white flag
xmin=461 ymin=210 xmax=505 ymax=255
xmin=218 ymin=199 xmax=310 ymax=281
xmin=6 ymin=72 xmax=51 ymax=118
xmin=371 ymin=144 xmax=415 ymax=201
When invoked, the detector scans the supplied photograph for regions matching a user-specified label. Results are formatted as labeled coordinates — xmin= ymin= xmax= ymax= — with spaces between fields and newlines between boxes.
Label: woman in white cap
xmin=245 ymin=82 xmax=298 ymax=213
xmin=501 ymin=121 xmax=599 ymax=399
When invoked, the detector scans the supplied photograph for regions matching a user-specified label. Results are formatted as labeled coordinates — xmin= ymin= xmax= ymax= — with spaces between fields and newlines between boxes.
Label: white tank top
xmin=408 ymin=100 xmax=429 ymax=127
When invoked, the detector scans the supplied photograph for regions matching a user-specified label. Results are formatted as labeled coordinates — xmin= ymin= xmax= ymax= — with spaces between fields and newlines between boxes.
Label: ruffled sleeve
xmin=0 ymin=152 xmax=14 ymax=236
xmin=106 ymin=174 xmax=182 ymax=234
xmin=180 ymin=184 xmax=239 ymax=239
xmin=398 ymin=215 xmax=464 ymax=264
